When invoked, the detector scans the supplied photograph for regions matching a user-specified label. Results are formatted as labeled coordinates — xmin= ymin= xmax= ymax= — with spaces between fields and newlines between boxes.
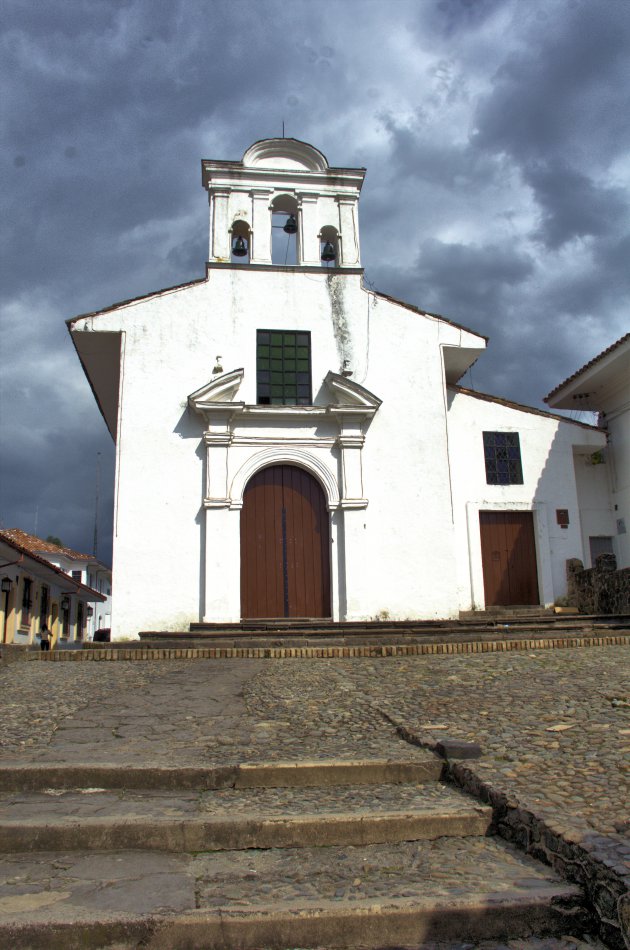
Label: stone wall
xmin=0 ymin=643 xmax=30 ymax=666
xmin=447 ymin=760 xmax=630 ymax=950
xmin=567 ymin=554 xmax=630 ymax=614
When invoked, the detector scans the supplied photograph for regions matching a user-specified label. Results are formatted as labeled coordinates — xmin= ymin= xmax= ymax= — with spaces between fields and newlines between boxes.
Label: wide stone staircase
xmin=0 ymin=753 xmax=595 ymax=949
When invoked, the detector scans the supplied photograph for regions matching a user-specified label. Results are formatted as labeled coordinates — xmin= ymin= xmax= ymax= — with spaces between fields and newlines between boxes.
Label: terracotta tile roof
xmin=1 ymin=528 xmax=93 ymax=561
xmin=0 ymin=531 xmax=105 ymax=601
xmin=449 ymin=385 xmax=602 ymax=431
xmin=544 ymin=332 xmax=630 ymax=403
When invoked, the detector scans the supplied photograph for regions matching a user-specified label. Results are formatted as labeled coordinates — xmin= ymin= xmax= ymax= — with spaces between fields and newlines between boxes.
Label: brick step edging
xmin=30 ymin=634 xmax=630 ymax=661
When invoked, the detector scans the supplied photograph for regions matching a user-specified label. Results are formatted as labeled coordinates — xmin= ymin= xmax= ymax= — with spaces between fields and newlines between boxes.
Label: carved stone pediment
xmin=188 ymin=369 xmax=244 ymax=416
xmin=324 ymin=371 xmax=382 ymax=412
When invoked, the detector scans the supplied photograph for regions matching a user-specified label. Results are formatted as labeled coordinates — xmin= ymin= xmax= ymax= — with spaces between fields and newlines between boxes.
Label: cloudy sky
xmin=1 ymin=0 xmax=629 ymax=566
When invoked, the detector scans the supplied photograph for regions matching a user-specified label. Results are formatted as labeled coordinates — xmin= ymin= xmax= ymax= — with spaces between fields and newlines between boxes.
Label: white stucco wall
xmin=73 ymin=268 xmax=488 ymax=637
xmin=446 ymin=389 xmax=607 ymax=610
xmin=572 ymin=450 xmax=616 ymax=567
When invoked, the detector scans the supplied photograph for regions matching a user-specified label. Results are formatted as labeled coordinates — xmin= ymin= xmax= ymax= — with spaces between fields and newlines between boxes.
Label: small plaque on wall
xmin=556 ymin=509 xmax=569 ymax=528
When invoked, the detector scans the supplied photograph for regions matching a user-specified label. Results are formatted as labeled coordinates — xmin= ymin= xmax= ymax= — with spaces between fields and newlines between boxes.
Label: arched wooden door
xmin=240 ymin=465 xmax=331 ymax=619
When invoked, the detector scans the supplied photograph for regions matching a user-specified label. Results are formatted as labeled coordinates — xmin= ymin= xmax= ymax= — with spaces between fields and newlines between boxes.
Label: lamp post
xmin=1 ymin=577 xmax=12 ymax=644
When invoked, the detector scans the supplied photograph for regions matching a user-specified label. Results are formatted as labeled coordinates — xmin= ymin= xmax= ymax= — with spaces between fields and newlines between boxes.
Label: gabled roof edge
xmin=365 ymin=284 xmax=489 ymax=342
xmin=544 ymin=333 xmax=630 ymax=403
xmin=450 ymin=385 xmax=602 ymax=432
xmin=66 ymin=274 xmax=208 ymax=327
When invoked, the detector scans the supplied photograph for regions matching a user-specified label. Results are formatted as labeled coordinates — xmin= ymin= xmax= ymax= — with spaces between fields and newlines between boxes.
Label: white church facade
xmin=68 ymin=139 xmax=613 ymax=638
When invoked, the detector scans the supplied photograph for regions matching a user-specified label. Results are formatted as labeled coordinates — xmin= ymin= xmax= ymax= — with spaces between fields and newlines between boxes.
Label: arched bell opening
xmin=271 ymin=195 xmax=299 ymax=265
xmin=230 ymin=219 xmax=251 ymax=264
xmin=319 ymin=225 xmax=339 ymax=268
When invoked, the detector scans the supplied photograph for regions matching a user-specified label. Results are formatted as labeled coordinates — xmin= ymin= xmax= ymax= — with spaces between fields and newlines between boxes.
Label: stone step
xmin=0 ymin=837 xmax=589 ymax=950
xmin=0 ymin=781 xmax=492 ymax=853
xmin=0 ymin=756 xmax=443 ymax=793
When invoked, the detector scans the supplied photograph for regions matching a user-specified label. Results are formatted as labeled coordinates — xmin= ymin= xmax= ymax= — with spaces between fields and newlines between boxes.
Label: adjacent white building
xmin=0 ymin=530 xmax=106 ymax=646
xmin=0 ymin=529 xmax=112 ymax=639
xmin=68 ymin=138 xmax=613 ymax=638
xmin=546 ymin=333 xmax=630 ymax=569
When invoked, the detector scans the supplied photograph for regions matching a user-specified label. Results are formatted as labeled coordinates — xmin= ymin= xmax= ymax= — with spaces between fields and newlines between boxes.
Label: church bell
xmin=283 ymin=214 xmax=297 ymax=234
xmin=321 ymin=241 xmax=336 ymax=262
xmin=232 ymin=235 xmax=248 ymax=257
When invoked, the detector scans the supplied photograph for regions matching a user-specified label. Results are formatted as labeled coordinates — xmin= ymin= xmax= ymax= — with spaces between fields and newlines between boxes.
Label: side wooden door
xmin=240 ymin=465 xmax=331 ymax=619
xmin=479 ymin=511 xmax=540 ymax=606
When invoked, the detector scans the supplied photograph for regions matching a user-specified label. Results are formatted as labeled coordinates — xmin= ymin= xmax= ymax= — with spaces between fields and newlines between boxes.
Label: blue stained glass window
xmin=482 ymin=432 xmax=523 ymax=485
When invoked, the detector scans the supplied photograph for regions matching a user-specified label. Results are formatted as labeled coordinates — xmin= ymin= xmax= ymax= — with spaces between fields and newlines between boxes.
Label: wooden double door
xmin=479 ymin=511 xmax=540 ymax=607
xmin=240 ymin=465 xmax=331 ymax=619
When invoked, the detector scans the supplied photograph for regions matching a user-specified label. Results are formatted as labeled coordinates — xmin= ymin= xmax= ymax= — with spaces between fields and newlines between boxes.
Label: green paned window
xmin=256 ymin=329 xmax=312 ymax=405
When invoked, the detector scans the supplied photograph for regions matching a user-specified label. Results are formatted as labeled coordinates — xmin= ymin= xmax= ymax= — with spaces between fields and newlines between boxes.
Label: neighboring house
xmin=0 ymin=530 xmax=112 ymax=639
xmin=67 ymin=138 xmax=611 ymax=638
xmin=0 ymin=531 xmax=106 ymax=647
xmin=545 ymin=334 xmax=630 ymax=569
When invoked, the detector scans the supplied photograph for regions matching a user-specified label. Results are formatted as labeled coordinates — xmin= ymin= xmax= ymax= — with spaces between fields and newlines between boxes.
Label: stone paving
xmin=1 ymin=646 xmax=628 ymax=839
xmin=0 ymin=659 xmax=423 ymax=766
xmin=0 ymin=643 xmax=627 ymax=948
xmin=0 ymin=780 xmax=478 ymax=821
xmin=243 ymin=647 xmax=630 ymax=842
xmin=0 ymin=837 xmax=580 ymax=920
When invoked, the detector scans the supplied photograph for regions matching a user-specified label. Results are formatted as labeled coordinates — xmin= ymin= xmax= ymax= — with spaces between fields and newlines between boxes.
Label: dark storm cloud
xmin=424 ymin=0 xmax=507 ymax=34
xmin=541 ymin=231 xmax=630 ymax=318
xmin=473 ymin=0 xmax=630 ymax=165
xmin=369 ymin=238 xmax=534 ymax=337
xmin=378 ymin=112 xmax=500 ymax=190
xmin=415 ymin=239 xmax=534 ymax=316
xmin=1 ymin=0 xmax=332 ymax=308
xmin=523 ymin=162 xmax=628 ymax=249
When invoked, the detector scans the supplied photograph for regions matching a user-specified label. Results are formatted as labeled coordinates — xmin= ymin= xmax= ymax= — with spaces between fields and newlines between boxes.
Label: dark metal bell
xmin=232 ymin=235 xmax=248 ymax=257
xmin=283 ymin=214 xmax=297 ymax=234
xmin=321 ymin=241 xmax=336 ymax=262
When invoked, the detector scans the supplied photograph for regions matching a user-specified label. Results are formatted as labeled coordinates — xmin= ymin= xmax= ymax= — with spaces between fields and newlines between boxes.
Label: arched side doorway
xmin=240 ymin=465 xmax=331 ymax=619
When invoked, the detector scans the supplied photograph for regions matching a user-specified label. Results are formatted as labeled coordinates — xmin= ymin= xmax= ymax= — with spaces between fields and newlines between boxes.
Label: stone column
xmin=211 ymin=190 xmax=231 ymax=262
xmin=203 ymin=507 xmax=241 ymax=621
xmin=203 ymin=429 xmax=231 ymax=507
xmin=341 ymin=508 xmax=369 ymax=620
xmin=298 ymin=193 xmax=320 ymax=265
xmin=336 ymin=197 xmax=360 ymax=266
xmin=332 ymin=410 xmax=368 ymax=507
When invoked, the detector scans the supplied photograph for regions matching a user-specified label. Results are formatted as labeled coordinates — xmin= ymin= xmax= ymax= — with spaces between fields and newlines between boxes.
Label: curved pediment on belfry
xmin=242 ymin=138 xmax=329 ymax=172
xmin=188 ymin=368 xmax=244 ymax=414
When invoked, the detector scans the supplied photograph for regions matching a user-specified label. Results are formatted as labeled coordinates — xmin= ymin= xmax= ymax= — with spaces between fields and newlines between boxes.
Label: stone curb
xmin=388 ymin=718 xmax=630 ymax=950
xmin=27 ymin=634 xmax=630 ymax=661
xmin=0 ymin=806 xmax=493 ymax=854
xmin=0 ymin=759 xmax=442 ymax=793
xmin=0 ymin=887 xmax=588 ymax=950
